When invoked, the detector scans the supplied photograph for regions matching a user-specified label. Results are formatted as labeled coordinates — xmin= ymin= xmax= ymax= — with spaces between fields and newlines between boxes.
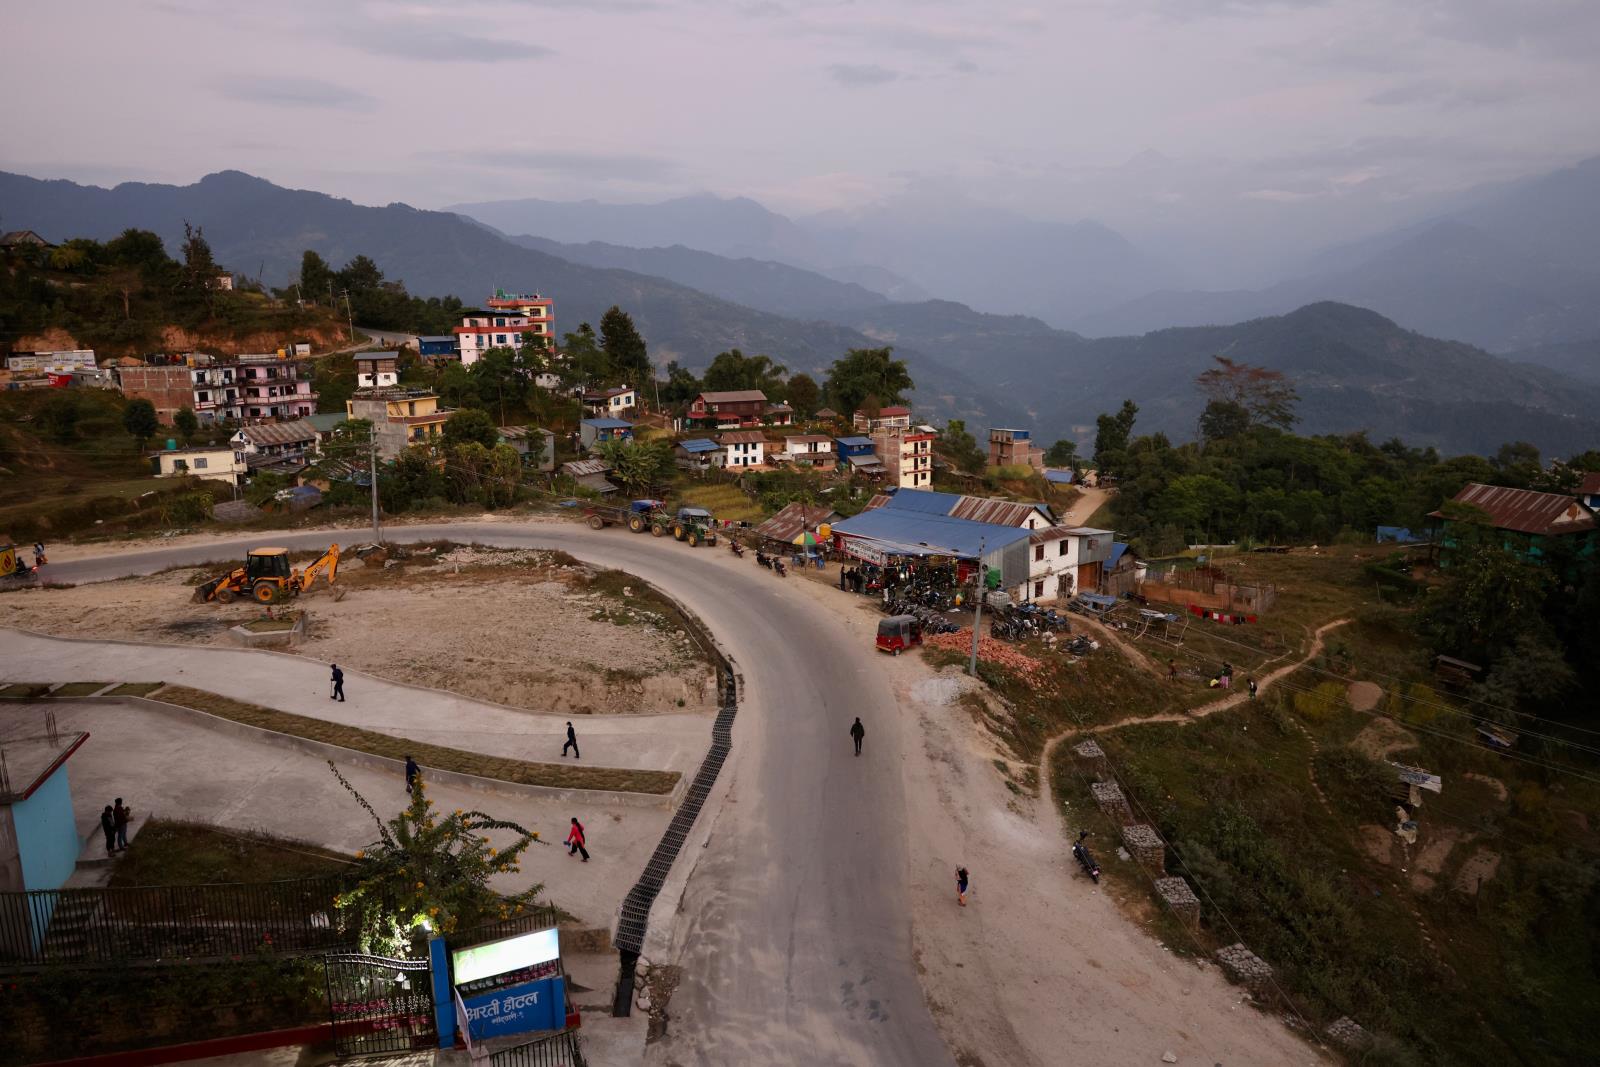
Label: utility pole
xmin=369 ymin=430 xmax=383 ymax=545
xmin=342 ymin=290 xmax=356 ymax=344
xmin=968 ymin=537 xmax=986 ymax=677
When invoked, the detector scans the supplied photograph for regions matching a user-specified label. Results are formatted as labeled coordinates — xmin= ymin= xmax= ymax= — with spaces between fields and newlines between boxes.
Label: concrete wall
xmin=12 ymin=767 xmax=79 ymax=894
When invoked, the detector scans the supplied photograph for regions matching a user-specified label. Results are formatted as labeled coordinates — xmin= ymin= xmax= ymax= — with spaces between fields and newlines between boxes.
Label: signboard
xmin=459 ymin=975 xmax=565 ymax=1040
xmin=841 ymin=538 xmax=888 ymax=566
xmin=452 ymin=927 xmax=560 ymax=990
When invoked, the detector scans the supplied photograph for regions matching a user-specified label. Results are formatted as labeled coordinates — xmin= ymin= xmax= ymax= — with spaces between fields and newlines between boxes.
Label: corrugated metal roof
xmin=785 ymin=435 xmax=833 ymax=444
xmin=835 ymin=436 xmax=874 ymax=447
xmin=238 ymin=420 xmax=318 ymax=446
xmin=949 ymin=496 xmax=1052 ymax=527
xmin=847 ymin=454 xmax=886 ymax=469
xmin=562 ymin=459 xmax=612 ymax=477
xmin=581 ymin=418 xmax=633 ymax=429
xmin=1432 ymin=482 xmax=1596 ymax=536
xmin=698 ymin=390 xmax=767 ymax=403
xmin=718 ymin=431 xmax=766 ymax=444
xmin=678 ymin=438 xmax=720 ymax=453
xmin=756 ymin=502 xmax=841 ymax=542
xmin=1107 ymin=542 xmax=1130 ymax=569
xmin=878 ymin=406 xmax=911 ymax=416
xmin=832 ymin=508 xmax=1033 ymax=558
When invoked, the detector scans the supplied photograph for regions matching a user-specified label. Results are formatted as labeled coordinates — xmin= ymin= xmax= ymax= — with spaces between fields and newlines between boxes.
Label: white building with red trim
xmin=453 ymin=290 xmax=555 ymax=367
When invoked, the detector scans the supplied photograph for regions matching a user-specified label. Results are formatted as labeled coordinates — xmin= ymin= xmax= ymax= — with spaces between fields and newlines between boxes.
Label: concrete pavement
xmin=47 ymin=522 xmax=954 ymax=1067
xmin=0 ymin=630 xmax=710 ymax=778
xmin=0 ymin=701 xmax=665 ymax=928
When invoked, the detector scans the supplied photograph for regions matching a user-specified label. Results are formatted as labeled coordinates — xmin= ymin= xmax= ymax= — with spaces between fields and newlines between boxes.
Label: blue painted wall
xmin=14 ymin=766 xmax=78 ymax=895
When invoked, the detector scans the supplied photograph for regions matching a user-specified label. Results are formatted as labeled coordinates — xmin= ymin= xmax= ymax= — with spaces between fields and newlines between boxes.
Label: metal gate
xmin=323 ymin=951 xmax=437 ymax=1058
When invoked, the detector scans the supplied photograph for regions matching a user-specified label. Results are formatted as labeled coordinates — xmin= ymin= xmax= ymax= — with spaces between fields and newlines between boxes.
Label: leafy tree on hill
xmin=599 ymin=306 xmax=650 ymax=384
xmin=1195 ymin=356 xmax=1299 ymax=430
xmin=1093 ymin=399 xmax=1138 ymax=479
xmin=598 ymin=437 xmax=674 ymax=493
xmin=173 ymin=406 xmax=199 ymax=445
xmin=442 ymin=408 xmax=500 ymax=449
xmin=786 ymin=373 xmax=820 ymax=418
xmin=824 ymin=347 xmax=911 ymax=417
xmin=36 ymin=392 xmax=82 ymax=443
xmin=659 ymin=361 xmax=703 ymax=408
xmin=299 ymin=250 xmax=335 ymax=304
xmin=703 ymin=349 xmax=787 ymax=395
xmin=938 ymin=419 xmax=986 ymax=474
xmin=1043 ymin=438 xmax=1078 ymax=469
xmin=122 ymin=398 xmax=158 ymax=451
xmin=557 ymin=323 xmax=612 ymax=389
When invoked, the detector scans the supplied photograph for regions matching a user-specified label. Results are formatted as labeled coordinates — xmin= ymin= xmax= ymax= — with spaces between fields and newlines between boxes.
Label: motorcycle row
xmin=878 ymin=596 xmax=961 ymax=635
xmin=750 ymin=546 xmax=789 ymax=577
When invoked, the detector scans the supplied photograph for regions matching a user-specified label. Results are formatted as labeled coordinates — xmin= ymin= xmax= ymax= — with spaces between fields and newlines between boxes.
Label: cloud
xmin=416 ymin=148 xmax=680 ymax=181
xmin=828 ymin=63 xmax=901 ymax=87
xmin=345 ymin=15 xmax=553 ymax=62
xmin=216 ymin=75 xmax=373 ymax=110
xmin=1367 ymin=79 xmax=1533 ymax=109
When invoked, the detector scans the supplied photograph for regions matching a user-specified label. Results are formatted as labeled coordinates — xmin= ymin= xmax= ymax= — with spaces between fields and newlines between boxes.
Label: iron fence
xmin=0 ymin=877 xmax=352 ymax=965
xmin=324 ymin=951 xmax=437 ymax=1058
xmin=490 ymin=1029 xmax=588 ymax=1067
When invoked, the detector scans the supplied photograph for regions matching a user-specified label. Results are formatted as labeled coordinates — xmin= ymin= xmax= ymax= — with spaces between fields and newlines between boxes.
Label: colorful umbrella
xmin=793 ymin=531 xmax=818 ymax=547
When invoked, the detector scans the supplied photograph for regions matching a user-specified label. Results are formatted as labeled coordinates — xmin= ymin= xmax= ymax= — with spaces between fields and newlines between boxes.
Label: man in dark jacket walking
xmin=404 ymin=755 xmax=420 ymax=793
xmin=113 ymin=797 xmax=131 ymax=851
xmin=330 ymin=664 xmax=345 ymax=702
xmin=562 ymin=722 xmax=580 ymax=759
xmin=850 ymin=717 xmax=865 ymax=756
xmin=100 ymin=806 xmax=117 ymax=855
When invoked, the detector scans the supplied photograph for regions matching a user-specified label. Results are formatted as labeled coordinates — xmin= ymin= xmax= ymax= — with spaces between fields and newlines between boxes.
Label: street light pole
xmin=968 ymin=536 xmax=986 ymax=677
xmin=369 ymin=430 xmax=383 ymax=545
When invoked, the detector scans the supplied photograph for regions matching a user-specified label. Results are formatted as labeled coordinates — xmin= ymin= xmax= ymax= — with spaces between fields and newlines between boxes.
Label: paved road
xmin=49 ymin=522 xmax=953 ymax=1067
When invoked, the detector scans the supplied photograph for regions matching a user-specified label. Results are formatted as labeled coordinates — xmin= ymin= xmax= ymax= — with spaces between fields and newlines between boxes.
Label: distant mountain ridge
xmin=4 ymin=169 xmax=1598 ymax=456
xmin=1077 ymin=156 xmax=1600 ymax=353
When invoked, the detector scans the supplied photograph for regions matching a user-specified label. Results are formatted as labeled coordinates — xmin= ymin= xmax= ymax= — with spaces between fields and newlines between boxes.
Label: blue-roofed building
xmin=675 ymin=437 xmax=724 ymax=472
xmin=1375 ymin=525 xmax=1418 ymax=544
xmin=579 ymin=417 xmax=634 ymax=450
xmin=1044 ymin=468 xmax=1075 ymax=485
xmin=830 ymin=506 xmax=1034 ymax=591
xmin=417 ymin=335 xmax=459 ymax=361
xmin=835 ymin=436 xmax=886 ymax=476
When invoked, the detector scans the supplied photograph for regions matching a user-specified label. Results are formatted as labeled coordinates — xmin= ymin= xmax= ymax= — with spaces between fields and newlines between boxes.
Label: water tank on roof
xmin=165 ymin=439 xmax=177 ymax=451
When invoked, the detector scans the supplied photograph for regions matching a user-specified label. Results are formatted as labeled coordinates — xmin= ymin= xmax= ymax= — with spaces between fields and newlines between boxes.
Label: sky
xmin=3 ymin=0 xmax=1598 ymax=270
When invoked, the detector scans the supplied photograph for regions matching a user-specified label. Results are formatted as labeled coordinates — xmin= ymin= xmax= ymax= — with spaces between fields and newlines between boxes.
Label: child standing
xmin=956 ymin=866 xmax=970 ymax=907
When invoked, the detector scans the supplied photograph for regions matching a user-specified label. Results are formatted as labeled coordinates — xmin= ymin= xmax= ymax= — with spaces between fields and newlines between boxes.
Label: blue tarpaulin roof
xmin=835 ymin=436 xmax=874 ymax=447
xmin=678 ymin=438 xmax=719 ymax=453
xmin=830 ymin=507 xmax=1032 ymax=559
xmin=877 ymin=488 xmax=963 ymax=515
xmin=1375 ymin=525 xmax=1418 ymax=543
xmin=582 ymin=418 xmax=633 ymax=429
xmin=1107 ymin=542 xmax=1129 ymax=568
xmin=1044 ymin=468 xmax=1075 ymax=484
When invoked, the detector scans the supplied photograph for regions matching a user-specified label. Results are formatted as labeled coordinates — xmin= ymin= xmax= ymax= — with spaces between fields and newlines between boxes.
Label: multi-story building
xmin=873 ymin=428 xmax=936 ymax=489
xmin=191 ymin=362 xmax=242 ymax=423
xmin=356 ymin=353 xmax=400 ymax=390
xmin=454 ymin=289 xmax=555 ymax=367
xmin=118 ymin=364 xmax=201 ymax=425
xmin=718 ymin=430 xmax=767 ymax=469
xmin=853 ymin=405 xmax=912 ymax=433
xmin=1026 ymin=525 xmax=1114 ymax=603
xmin=236 ymin=353 xmax=316 ymax=421
xmin=347 ymin=389 xmax=452 ymax=460
xmin=988 ymin=427 xmax=1046 ymax=472
xmin=783 ymin=434 xmax=836 ymax=470
xmin=687 ymin=390 xmax=769 ymax=429
xmin=582 ymin=386 xmax=637 ymax=417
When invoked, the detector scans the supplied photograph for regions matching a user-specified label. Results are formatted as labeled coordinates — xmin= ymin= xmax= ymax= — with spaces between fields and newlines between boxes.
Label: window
xmin=1035 ymin=581 xmax=1044 ymax=598
xmin=193 ymin=457 xmax=208 ymax=469
xmin=1059 ymin=541 xmax=1068 ymax=557
xmin=1034 ymin=544 xmax=1045 ymax=562
xmin=496 ymin=335 xmax=507 ymax=345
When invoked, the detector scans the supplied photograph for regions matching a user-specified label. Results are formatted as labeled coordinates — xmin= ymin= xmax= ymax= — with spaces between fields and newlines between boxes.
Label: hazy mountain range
xmin=4 ymin=168 xmax=1599 ymax=457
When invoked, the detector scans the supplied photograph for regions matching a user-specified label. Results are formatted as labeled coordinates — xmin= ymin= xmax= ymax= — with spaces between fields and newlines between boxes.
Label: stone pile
xmin=1216 ymin=942 xmax=1275 ymax=992
xmin=1154 ymin=876 xmax=1201 ymax=929
xmin=1121 ymin=823 xmax=1166 ymax=873
xmin=1089 ymin=780 xmax=1134 ymax=824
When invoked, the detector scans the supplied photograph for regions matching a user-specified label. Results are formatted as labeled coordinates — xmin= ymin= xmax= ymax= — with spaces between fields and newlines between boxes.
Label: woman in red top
xmin=566 ymin=817 xmax=589 ymax=862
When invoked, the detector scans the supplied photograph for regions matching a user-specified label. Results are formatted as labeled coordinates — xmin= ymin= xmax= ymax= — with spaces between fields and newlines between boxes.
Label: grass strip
xmin=153 ymin=684 xmax=681 ymax=795
xmin=50 ymin=681 xmax=112 ymax=696
xmin=107 ymin=682 xmax=165 ymax=697
xmin=0 ymin=683 xmax=52 ymax=699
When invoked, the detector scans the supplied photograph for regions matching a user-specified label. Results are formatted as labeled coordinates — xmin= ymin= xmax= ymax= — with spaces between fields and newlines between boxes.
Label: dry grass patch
xmin=153 ymin=684 xmax=681 ymax=795
xmin=49 ymin=681 xmax=112 ymax=696
xmin=107 ymin=682 xmax=164 ymax=697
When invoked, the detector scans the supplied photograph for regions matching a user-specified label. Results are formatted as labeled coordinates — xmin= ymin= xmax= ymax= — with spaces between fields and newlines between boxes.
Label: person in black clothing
xmin=839 ymin=566 xmax=848 ymax=591
xmin=100 ymin=805 xmax=117 ymax=855
xmin=330 ymin=664 xmax=345 ymax=702
xmin=562 ymin=722 xmax=580 ymax=759
xmin=850 ymin=717 xmax=865 ymax=756
xmin=404 ymin=755 xmax=420 ymax=793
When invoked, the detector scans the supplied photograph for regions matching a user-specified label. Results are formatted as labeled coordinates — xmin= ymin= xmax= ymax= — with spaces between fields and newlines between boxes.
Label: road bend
xmin=48 ymin=522 xmax=954 ymax=1067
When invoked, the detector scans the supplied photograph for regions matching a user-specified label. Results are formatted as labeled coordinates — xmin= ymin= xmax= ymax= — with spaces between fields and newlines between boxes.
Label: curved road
xmin=49 ymin=522 xmax=954 ymax=1067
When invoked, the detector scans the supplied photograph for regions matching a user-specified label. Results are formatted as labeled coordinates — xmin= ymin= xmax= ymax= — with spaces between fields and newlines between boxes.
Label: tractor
xmin=0 ymin=544 xmax=35 ymax=581
xmin=671 ymin=507 xmax=718 ymax=547
xmin=193 ymin=544 xmax=340 ymax=605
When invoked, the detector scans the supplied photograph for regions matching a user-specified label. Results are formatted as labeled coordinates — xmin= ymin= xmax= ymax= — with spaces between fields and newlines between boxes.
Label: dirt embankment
xmin=14 ymin=323 xmax=347 ymax=360
xmin=2 ymin=546 xmax=717 ymax=715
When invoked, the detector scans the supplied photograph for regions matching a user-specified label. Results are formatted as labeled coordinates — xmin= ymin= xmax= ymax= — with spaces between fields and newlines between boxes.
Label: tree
xmin=599 ymin=306 xmax=650 ymax=383
xmin=1197 ymin=400 xmax=1250 ymax=442
xmin=173 ymin=406 xmax=200 ymax=445
xmin=105 ymin=229 xmax=170 ymax=274
xmin=659 ymin=361 xmax=703 ymax=407
xmin=336 ymin=254 xmax=384 ymax=295
xmin=1093 ymin=399 xmax=1138 ymax=479
xmin=442 ymin=408 xmax=500 ymax=449
xmin=824 ymin=347 xmax=912 ymax=417
xmin=598 ymin=438 xmax=675 ymax=493
xmin=1491 ymin=441 xmax=1542 ymax=489
xmin=327 ymin=762 xmax=541 ymax=955
xmin=1418 ymin=531 xmax=1551 ymax=666
xmin=1195 ymin=357 xmax=1299 ymax=429
xmin=299 ymin=250 xmax=335 ymax=304
xmin=938 ymin=419 xmax=986 ymax=474
xmin=36 ymin=393 xmax=82 ymax=443
xmin=122 ymin=398 xmax=158 ymax=451
xmin=469 ymin=348 xmax=528 ymax=423
xmin=558 ymin=323 xmax=611 ymax=388
xmin=1043 ymin=439 xmax=1078 ymax=468
xmin=703 ymin=349 xmax=787 ymax=394
xmin=786 ymin=373 xmax=820 ymax=418
xmin=244 ymin=470 xmax=292 ymax=507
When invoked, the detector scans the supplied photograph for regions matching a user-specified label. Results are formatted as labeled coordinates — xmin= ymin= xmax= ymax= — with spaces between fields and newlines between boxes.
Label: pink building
xmin=236 ymin=353 xmax=316 ymax=421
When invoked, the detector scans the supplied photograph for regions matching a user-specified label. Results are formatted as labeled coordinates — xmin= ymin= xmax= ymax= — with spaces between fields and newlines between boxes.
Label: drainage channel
xmin=611 ymin=662 xmax=738 ymax=1016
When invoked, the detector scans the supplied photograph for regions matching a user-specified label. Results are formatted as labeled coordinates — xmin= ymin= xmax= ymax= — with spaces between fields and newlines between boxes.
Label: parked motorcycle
xmin=1072 ymin=830 xmax=1101 ymax=883
xmin=729 ymin=540 xmax=745 ymax=558
xmin=774 ymin=558 xmax=788 ymax=578
xmin=756 ymin=551 xmax=773 ymax=569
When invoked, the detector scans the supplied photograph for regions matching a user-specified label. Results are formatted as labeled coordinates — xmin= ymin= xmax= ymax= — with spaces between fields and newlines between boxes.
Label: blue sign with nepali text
xmin=460 ymin=975 xmax=565 ymax=1040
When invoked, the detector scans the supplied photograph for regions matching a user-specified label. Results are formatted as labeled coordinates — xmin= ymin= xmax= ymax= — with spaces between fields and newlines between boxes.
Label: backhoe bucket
xmin=194 ymin=577 xmax=225 ymax=603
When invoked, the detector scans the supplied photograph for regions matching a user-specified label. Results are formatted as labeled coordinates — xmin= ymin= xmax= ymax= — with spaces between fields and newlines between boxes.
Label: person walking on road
xmin=330 ymin=664 xmax=345 ymax=702
xmin=1168 ymin=658 xmax=1178 ymax=682
xmin=404 ymin=755 xmax=420 ymax=793
xmin=1247 ymin=676 xmax=1258 ymax=699
xmin=956 ymin=866 xmax=970 ymax=907
xmin=100 ymin=805 xmax=117 ymax=856
xmin=850 ymin=717 xmax=865 ymax=756
xmin=112 ymin=797 xmax=131 ymax=851
xmin=566 ymin=817 xmax=589 ymax=862
xmin=562 ymin=722 xmax=580 ymax=759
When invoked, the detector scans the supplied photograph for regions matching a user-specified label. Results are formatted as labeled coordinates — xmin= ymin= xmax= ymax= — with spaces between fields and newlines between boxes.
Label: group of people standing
xmin=98 ymin=798 xmax=132 ymax=854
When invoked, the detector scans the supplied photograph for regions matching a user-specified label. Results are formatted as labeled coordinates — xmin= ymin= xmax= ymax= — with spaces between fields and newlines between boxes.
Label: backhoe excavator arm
xmin=294 ymin=543 xmax=340 ymax=592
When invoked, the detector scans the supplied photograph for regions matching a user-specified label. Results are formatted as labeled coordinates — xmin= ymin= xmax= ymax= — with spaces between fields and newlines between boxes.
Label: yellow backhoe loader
xmin=193 ymin=544 xmax=340 ymax=605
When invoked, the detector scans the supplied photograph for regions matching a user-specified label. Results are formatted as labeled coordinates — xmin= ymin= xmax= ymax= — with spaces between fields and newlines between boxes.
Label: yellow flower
xmin=429 ymin=906 xmax=440 ymax=916
xmin=355 ymin=850 xmax=365 ymax=859
xmin=415 ymin=881 xmax=425 ymax=889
